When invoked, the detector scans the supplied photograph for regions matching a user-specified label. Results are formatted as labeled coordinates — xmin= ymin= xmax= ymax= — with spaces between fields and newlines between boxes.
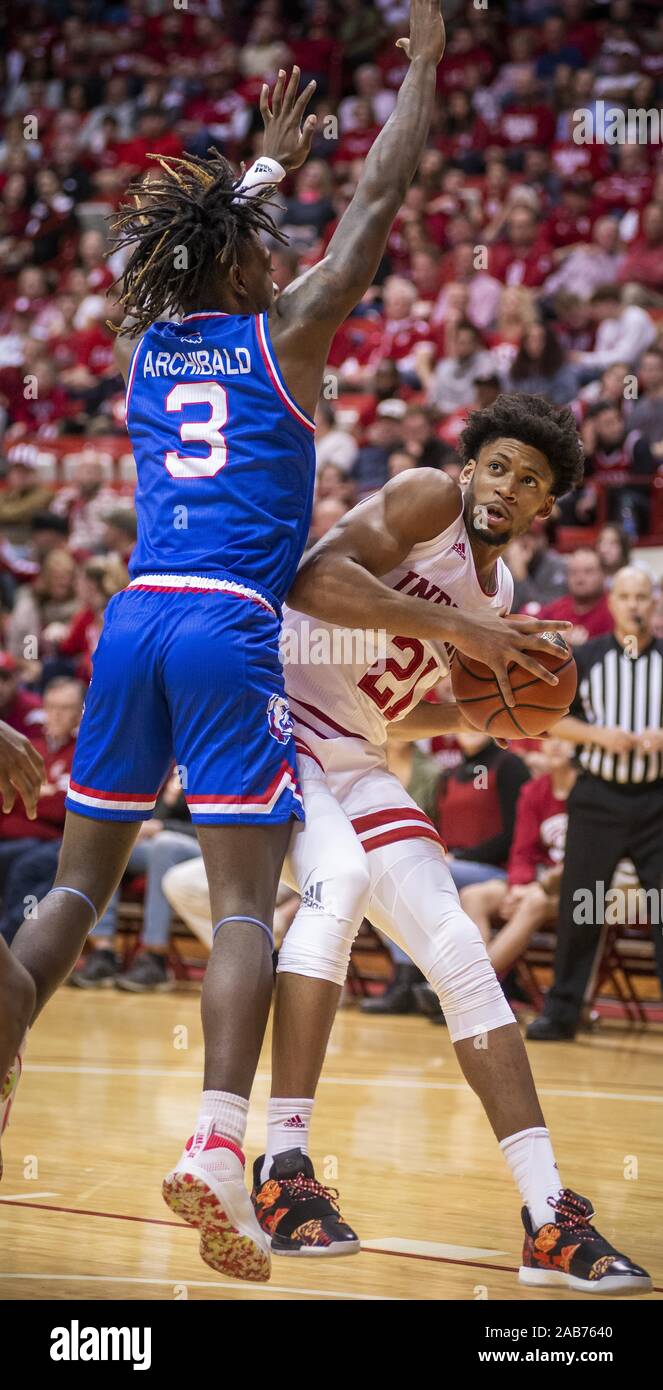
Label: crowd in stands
xmin=0 ymin=0 xmax=662 ymax=1013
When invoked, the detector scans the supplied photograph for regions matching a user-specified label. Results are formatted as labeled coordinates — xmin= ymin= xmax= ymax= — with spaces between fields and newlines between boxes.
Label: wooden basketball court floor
xmin=1 ymin=988 xmax=661 ymax=1301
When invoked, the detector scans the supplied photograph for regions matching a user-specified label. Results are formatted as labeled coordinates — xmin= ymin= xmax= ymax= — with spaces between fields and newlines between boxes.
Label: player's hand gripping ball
xmin=451 ymin=619 xmax=577 ymax=739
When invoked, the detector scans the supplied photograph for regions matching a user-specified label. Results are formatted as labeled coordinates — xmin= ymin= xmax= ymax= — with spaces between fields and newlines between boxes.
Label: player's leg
xmin=0 ymin=937 xmax=35 ymax=1176
xmin=2 ymin=587 xmax=172 ymax=1174
xmin=11 ymin=813 xmax=140 ymax=1017
xmin=248 ymin=756 xmax=368 ymax=1256
xmin=159 ymin=590 xmax=307 ymax=1281
xmin=196 ymin=820 xmax=292 ymax=1100
xmin=11 ymin=590 xmax=174 ymax=1016
xmin=367 ymin=831 xmax=651 ymax=1293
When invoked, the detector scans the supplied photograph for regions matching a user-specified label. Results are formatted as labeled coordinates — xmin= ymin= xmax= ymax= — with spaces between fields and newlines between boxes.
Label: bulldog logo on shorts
xmin=267 ymin=693 xmax=293 ymax=744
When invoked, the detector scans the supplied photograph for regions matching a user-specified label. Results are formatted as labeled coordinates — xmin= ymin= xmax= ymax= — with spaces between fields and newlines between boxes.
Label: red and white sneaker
xmin=0 ymin=1041 xmax=25 ymax=1182
xmin=162 ymin=1119 xmax=271 ymax=1283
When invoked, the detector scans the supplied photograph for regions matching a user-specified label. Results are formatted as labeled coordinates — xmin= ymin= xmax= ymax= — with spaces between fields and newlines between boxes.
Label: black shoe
xmin=251 ymin=1148 xmax=360 ymax=1256
xmin=412 ymin=982 xmax=446 ymax=1024
xmin=526 ymin=1013 xmax=576 ymax=1042
xmin=68 ymin=948 xmax=119 ymax=989
xmin=500 ymin=969 xmax=532 ymax=1007
xmin=520 ymin=1189 xmax=652 ymax=1295
xmin=360 ymin=963 xmax=424 ymax=1015
xmin=115 ymin=952 xmax=174 ymax=993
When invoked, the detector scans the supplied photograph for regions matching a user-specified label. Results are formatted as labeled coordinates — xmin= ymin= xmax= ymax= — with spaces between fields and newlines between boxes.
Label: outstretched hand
xmin=396 ymin=0 xmax=446 ymax=65
xmin=260 ymin=67 xmax=318 ymax=172
xmin=0 ymin=720 xmax=45 ymax=819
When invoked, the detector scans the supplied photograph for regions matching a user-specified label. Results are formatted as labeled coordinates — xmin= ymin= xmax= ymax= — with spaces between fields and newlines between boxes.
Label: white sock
xmin=197 ymin=1090 xmax=248 ymax=1149
xmin=261 ymin=1097 xmax=314 ymax=1183
xmin=499 ymin=1126 xmax=562 ymax=1230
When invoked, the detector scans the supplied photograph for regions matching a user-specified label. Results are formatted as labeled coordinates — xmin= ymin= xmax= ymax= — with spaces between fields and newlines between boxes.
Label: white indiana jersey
xmin=283 ymin=503 xmax=514 ymax=747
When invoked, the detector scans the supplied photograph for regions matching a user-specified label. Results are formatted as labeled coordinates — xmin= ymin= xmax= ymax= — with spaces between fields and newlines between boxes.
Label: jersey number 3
xmin=165 ymin=383 xmax=228 ymax=478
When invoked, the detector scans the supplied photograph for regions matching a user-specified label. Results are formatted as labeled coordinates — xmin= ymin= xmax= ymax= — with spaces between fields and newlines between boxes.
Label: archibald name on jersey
xmin=142 ymin=347 xmax=252 ymax=377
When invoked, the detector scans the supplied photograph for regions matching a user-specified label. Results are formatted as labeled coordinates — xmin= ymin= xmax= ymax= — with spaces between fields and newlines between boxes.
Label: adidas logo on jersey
xmin=284 ymin=1115 xmax=307 ymax=1129
xmin=451 ymin=540 xmax=466 ymax=559
xmin=301 ymin=881 xmax=325 ymax=912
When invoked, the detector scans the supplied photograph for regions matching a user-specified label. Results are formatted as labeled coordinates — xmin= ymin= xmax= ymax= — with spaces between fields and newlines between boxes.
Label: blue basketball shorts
xmin=65 ymin=574 xmax=304 ymax=827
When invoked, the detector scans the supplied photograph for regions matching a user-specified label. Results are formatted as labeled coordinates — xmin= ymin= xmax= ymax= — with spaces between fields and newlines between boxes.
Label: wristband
xmin=232 ymin=157 xmax=286 ymax=203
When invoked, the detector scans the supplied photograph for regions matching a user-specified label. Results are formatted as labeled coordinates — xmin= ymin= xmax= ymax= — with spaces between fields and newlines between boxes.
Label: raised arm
xmin=268 ymin=0 xmax=446 ymax=411
xmin=288 ymin=470 xmax=574 ymax=707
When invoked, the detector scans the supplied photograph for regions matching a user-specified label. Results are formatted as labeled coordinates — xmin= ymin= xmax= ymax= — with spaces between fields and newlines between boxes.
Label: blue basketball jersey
xmin=125 ymin=311 xmax=317 ymax=605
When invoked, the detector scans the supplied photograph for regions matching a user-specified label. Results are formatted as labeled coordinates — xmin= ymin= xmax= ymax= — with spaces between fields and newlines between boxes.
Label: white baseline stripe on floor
xmin=0 ymin=1192 xmax=58 ymax=1202
xmin=24 ymin=1064 xmax=663 ymax=1105
xmin=369 ymin=1238 xmax=508 ymax=1259
xmin=0 ymin=1273 xmax=400 ymax=1300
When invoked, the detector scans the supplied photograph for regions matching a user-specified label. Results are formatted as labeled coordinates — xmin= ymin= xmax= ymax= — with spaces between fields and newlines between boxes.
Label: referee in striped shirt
xmin=527 ymin=566 xmax=663 ymax=1041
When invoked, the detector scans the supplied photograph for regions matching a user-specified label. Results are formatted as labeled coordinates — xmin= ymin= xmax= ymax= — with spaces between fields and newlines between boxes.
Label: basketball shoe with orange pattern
xmin=162 ymin=1120 xmax=271 ymax=1282
xmin=251 ymin=1148 xmax=360 ymax=1256
xmin=519 ymin=1189 xmax=652 ymax=1295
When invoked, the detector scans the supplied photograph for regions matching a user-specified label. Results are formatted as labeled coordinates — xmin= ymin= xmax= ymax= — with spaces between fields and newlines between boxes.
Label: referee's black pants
xmin=545 ymin=773 xmax=663 ymax=1027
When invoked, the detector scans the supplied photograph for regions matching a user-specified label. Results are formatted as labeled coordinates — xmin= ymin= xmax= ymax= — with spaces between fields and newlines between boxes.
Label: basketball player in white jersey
xmin=250 ymin=394 xmax=652 ymax=1295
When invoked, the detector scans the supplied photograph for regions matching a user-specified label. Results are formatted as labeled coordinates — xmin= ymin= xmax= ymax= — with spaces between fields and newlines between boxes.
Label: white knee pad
xmin=277 ymin=857 xmax=371 ymax=988
xmin=427 ymin=906 xmax=514 ymax=1043
xmin=367 ymin=845 xmax=514 ymax=1044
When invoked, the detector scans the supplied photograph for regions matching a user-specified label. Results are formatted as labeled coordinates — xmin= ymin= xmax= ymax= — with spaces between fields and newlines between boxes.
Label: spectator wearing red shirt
xmin=593 ymin=146 xmax=654 ymax=219
xmin=533 ymin=548 xmax=613 ymax=647
xmin=433 ymin=90 xmax=490 ymax=169
xmin=44 ymin=556 xmax=128 ymax=686
xmin=182 ymin=69 xmax=251 ymax=158
xmin=545 ymin=178 xmax=597 ymax=253
xmin=495 ymin=67 xmax=556 ymax=149
xmin=0 ymin=676 xmax=83 ymax=944
xmin=460 ymin=740 xmax=577 ymax=976
xmin=112 ymin=109 xmax=183 ymax=179
xmin=0 ymin=654 xmax=44 ymax=737
xmin=77 ymin=229 xmax=115 ymax=297
xmin=489 ymin=207 xmax=554 ymax=289
xmin=618 ymin=204 xmax=663 ymax=294
xmin=332 ymin=99 xmax=382 ymax=168
xmin=436 ymin=23 xmax=494 ymax=92
xmin=49 ymin=455 xmax=118 ymax=555
xmin=8 ymin=356 xmax=77 ymax=438
xmin=367 ymin=276 xmax=436 ymax=379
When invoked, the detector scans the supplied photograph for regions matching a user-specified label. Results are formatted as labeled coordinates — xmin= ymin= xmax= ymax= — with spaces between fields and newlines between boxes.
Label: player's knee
xmin=277 ymin=863 xmax=369 ymax=988
xmin=277 ymin=908 xmax=359 ymax=987
xmin=426 ymin=908 xmax=514 ymax=1042
xmin=332 ymin=855 xmax=371 ymax=925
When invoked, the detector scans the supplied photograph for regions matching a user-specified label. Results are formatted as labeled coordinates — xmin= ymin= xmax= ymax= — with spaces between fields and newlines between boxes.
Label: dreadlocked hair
xmin=110 ymin=149 xmax=288 ymax=337
xmin=459 ymin=392 xmax=585 ymax=496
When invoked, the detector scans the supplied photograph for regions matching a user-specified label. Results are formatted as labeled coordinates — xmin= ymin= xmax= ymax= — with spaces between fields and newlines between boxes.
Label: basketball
xmin=451 ymin=620 xmax=577 ymax=739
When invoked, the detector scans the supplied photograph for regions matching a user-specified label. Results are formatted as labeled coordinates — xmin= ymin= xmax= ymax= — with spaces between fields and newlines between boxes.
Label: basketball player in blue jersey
xmin=2 ymin=1 xmax=575 ymax=1283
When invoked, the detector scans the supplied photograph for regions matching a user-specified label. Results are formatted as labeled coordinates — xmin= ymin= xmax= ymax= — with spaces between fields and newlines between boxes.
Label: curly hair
xmin=110 ymin=149 xmax=288 ymax=336
xmin=458 ymin=393 xmax=584 ymax=495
